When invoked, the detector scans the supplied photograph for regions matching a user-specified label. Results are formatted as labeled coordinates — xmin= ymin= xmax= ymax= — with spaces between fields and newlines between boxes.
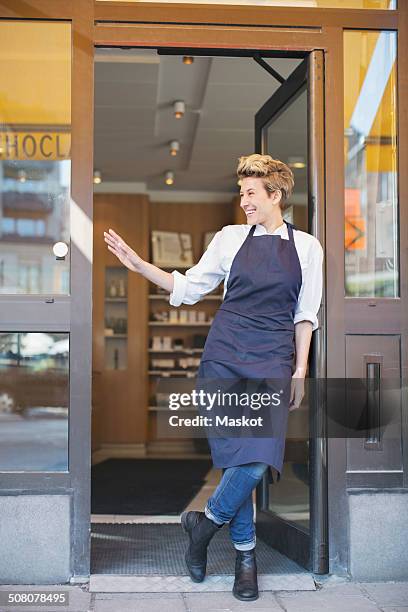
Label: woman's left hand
xmin=289 ymin=368 xmax=306 ymax=411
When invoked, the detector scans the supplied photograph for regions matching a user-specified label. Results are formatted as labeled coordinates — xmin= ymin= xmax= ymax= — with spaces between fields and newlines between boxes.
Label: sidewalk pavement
xmin=1 ymin=576 xmax=408 ymax=612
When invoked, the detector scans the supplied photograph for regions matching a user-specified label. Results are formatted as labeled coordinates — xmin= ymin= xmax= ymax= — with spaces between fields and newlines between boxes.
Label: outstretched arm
xmin=104 ymin=228 xmax=174 ymax=294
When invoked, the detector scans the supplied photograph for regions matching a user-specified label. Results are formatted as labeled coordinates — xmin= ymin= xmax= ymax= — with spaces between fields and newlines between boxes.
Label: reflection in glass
xmin=268 ymin=461 xmax=310 ymax=530
xmin=262 ymin=85 xmax=310 ymax=530
xmin=0 ymin=332 xmax=69 ymax=471
xmin=264 ymin=86 xmax=308 ymax=231
xmin=0 ymin=22 xmax=71 ymax=294
xmin=97 ymin=0 xmax=396 ymax=7
xmin=268 ymin=412 xmax=310 ymax=530
xmin=344 ymin=31 xmax=398 ymax=297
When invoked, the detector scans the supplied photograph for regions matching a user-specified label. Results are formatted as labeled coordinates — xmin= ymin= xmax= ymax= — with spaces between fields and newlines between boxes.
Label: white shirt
xmin=169 ymin=222 xmax=324 ymax=332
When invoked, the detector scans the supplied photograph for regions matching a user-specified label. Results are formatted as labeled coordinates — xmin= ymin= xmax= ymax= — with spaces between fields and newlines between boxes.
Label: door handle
xmin=364 ymin=361 xmax=382 ymax=450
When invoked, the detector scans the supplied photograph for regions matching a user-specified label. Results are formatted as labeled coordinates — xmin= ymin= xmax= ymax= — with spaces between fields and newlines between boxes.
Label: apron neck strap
xmin=284 ymin=219 xmax=295 ymax=244
xmin=250 ymin=221 xmax=296 ymax=242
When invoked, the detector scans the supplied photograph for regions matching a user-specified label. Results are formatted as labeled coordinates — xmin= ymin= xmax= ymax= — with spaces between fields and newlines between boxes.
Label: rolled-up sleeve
xmin=169 ymin=270 xmax=188 ymax=307
xmin=168 ymin=228 xmax=227 ymax=307
xmin=294 ymin=238 xmax=324 ymax=332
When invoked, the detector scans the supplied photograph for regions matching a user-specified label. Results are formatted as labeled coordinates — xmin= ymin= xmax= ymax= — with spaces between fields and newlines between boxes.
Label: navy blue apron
xmin=196 ymin=220 xmax=302 ymax=483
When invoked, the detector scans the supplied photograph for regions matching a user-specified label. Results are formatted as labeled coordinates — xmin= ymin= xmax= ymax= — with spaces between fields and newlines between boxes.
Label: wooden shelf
xmin=149 ymin=348 xmax=203 ymax=354
xmin=149 ymin=321 xmax=211 ymax=327
xmin=94 ymin=193 xmax=235 ymax=452
xmin=104 ymin=334 xmax=127 ymax=339
xmin=149 ymin=294 xmax=222 ymax=301
xmin=147 ymin=200 xmax=235 ymax=447
xmin=149 ymin=370 xmax=197 ymax=377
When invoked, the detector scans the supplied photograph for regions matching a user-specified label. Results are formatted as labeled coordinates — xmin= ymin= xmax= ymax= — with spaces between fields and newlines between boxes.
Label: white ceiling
xmin=94 ymin=48 xmax=307 ymax=196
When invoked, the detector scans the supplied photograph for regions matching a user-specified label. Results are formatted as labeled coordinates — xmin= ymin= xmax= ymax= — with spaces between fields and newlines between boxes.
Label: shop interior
xmin=90 ymin=46 xmax=311 ymax=576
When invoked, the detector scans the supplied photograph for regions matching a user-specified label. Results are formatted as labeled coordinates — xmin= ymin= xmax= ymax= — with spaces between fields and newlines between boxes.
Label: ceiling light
xmin=183 ymin=56 xmax=194 ymax=65
xmin=288 ymin=156 xmax=306 ymax=169
xmin=173 ymin=100 xmax=185 ymax=119
xmin=170 ymin=140 xmax=180 ymax=156
xmin=17 ymin=169 xmax=27 ymax=183
xmin=165 ymin=171 xmax=174 ymax=186
xmin=93 ymin=170 xmax=102 ymax=184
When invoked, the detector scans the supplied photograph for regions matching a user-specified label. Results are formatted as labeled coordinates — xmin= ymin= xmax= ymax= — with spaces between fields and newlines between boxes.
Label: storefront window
xmin=96 ymin=0 xmax=396 ymax=7
xmin=344 ymin=31 xmax=398 ymax=297
xmin=0 ymin=332 xmax=69 ymax=472
xmin=0 ymin=22 xmax=71 ymax=295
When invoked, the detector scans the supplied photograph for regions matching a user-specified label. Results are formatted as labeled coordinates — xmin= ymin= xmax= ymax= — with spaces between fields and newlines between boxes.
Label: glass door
xmin=254 ymin=51 xmax=327 ymax=573
xmin=0 ymin=14 xmax=94 ymax=582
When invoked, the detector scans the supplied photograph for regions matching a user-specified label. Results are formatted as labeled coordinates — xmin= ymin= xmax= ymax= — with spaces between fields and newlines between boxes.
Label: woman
xmin=104 ymin=154 xmax=324 ymax=602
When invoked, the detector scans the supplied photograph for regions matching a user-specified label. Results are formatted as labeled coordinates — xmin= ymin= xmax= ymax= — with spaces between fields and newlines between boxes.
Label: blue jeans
xmin=204 ymin=462 xmax=269 ymax=551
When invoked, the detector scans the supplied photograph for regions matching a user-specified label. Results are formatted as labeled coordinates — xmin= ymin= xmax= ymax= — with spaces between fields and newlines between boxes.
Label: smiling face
xmin=239 ymin=176 xmax=282 ymax=226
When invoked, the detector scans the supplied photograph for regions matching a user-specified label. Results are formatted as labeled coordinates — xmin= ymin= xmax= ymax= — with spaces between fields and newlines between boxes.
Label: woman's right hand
xmin=103 ymin=228 xmax=143 ymax=273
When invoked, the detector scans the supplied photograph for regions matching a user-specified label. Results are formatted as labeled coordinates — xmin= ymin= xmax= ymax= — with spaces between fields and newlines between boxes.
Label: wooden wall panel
xmin=93 ymin=193 xmax=149 ymax=448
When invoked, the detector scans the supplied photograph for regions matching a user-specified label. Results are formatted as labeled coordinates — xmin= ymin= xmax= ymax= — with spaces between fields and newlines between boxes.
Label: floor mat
xmin=91 ymin=523 xmax=308 ymax=576
xmin=91 ymin=458 xmax=212 ymax=515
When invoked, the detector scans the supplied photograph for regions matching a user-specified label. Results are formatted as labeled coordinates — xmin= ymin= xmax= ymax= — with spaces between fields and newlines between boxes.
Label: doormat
xmin=91 ymin=458 xmax=212 ymax=515
xmin=90 ymin=523 xmax=314 ymax=592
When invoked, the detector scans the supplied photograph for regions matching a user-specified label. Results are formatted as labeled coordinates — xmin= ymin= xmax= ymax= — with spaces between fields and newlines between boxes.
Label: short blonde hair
xmin=237 ymin=154 xmax=294 ymax=210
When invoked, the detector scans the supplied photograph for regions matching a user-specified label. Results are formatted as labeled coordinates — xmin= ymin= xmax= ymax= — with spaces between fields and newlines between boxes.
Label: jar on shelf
xmin=108 ymin=280 xmax=118 ymax=297
xmin=118 ymin=278 xmax=126 ymax=297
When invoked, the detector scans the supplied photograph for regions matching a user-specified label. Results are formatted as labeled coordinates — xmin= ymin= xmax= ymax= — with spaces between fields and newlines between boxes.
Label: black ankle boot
xmin=232 ymin=548 xmax=259 ymax=601
xmin=180 ymin=510 xmax=223 ymax=582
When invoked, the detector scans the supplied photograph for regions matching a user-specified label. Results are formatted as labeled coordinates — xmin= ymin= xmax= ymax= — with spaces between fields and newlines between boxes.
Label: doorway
xmin=90 ymin=45 xmax=326 ymax=586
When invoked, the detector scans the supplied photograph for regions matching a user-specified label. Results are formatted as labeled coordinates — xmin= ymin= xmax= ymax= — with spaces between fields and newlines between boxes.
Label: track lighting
xmin=165 ymin=171 xmax=174 ymax=185
xmin=93 ymin=170 xmax=102 ymax=184
xmin=169 ymin=140 xmax=180 ymax=156
xmin=288 ymin=156 xmax=306 ymax=169
xmin=173 ymin=100 xmax=185 ymax=119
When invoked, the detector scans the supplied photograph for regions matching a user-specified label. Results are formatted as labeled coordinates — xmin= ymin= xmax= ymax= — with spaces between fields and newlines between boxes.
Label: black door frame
xmin=92 ymin=41 xmax=327 ymax=574
xmin=254 ymin=51 xmax=328 ymax=574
